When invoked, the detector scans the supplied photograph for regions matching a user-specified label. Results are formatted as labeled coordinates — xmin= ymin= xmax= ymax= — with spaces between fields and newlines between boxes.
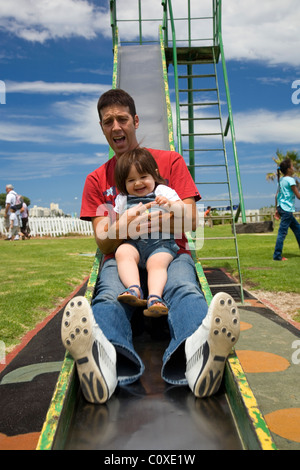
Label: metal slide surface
xmin=118 ymin=44 xmax=171 ymax=151
xmin=62 ymin=45 xmax=242 ymax=450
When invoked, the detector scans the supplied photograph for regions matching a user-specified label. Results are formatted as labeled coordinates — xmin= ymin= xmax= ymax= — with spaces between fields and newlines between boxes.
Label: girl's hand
xmin=155 ymin=195 xmax=170 ymax=207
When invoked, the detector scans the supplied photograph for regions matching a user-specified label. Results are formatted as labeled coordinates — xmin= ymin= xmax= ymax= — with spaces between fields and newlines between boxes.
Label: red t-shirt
xmin=80 ymin=148 xmax=201 ymax=256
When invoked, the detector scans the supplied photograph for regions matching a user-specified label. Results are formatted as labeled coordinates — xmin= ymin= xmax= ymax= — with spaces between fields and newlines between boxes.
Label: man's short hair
xmin=6 ymin=184 xmax=14 ymax=190
xmin=97 ymin=89 xmax=136 ymax=121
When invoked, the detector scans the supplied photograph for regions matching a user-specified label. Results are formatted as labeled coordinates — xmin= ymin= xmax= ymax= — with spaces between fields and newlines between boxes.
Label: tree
xmin=0 ymin=193 xmax=31 ymax=209
xmin=266 ymin=150 xmax=300 ymax=189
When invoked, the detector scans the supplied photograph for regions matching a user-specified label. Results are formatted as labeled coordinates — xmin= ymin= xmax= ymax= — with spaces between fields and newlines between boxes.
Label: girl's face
xmin=125 ymin=164 xmax=156 ymax=197
xmin=287 ymin=164 xmax=295 ymax=176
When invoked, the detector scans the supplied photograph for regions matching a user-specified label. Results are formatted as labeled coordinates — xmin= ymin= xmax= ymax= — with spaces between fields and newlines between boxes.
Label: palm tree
xmin=266 ymin=150 xmax=300 ymax=188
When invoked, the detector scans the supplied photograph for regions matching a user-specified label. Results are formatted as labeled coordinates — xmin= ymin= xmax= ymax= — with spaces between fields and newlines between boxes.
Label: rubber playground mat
xmin=0 ymin=280 xmax=88 ymax=450
xmin=0 ymin=270 xmax=300 ymax=450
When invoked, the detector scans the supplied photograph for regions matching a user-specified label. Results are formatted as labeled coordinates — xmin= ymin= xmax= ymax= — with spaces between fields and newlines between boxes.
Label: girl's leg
xmin=146 ymin=252 xmax=174 ymax=305
xmin=115 ymin=243 xmax=141 ymax=297
xmin=289 ymin=215 xmax=300 ymax=248
xmin=273 ymin=208 xmax=291 ymax=260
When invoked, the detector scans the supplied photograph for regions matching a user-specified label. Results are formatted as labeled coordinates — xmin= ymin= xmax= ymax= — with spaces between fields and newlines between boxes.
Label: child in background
xmin=114 ymin=147 xmax=185 ymax=317
xmin=273 ymin=158 xmax=300 ymax=260
xmin=9 ymin=207 xmax=21 ymax=241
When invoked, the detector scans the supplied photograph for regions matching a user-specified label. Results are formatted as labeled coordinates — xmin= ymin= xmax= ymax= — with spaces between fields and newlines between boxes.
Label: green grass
xmin=198 ymin=220 xmax=300 ymax=294
xmin=1 ymin=221 xmax=299 ymax=352
xmin=0 ymin=236 xmax=96 ymax=350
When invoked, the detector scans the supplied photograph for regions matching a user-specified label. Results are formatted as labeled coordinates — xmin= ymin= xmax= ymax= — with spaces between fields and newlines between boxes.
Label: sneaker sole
xmin=190 ymin=293 xmax=240 ymax=398
xmin=61 ymin=296 xmax=112 ymax=404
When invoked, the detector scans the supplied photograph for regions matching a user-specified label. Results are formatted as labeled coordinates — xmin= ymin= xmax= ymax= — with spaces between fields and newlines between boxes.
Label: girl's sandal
xmin=143 ymin=295 xmax=168 ymax=318
xmin=117 ymin=285 xmax=147 ymax=307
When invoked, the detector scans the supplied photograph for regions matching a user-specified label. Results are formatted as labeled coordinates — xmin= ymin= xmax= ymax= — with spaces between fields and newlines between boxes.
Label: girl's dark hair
xmin=97 ymin=89 xmax=136 ymax=121
xmin=277 ymin=158 xmax=292 ymax=181
xmin=114 ymin=147 xmax=166 ymax=195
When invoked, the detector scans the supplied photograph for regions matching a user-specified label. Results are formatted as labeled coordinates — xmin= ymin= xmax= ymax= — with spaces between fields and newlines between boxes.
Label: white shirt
xmin=114 ymin=184 xmax=180 ymax=214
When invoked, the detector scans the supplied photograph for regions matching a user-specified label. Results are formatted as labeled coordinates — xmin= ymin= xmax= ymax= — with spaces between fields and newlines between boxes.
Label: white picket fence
xmin=0 ymin=217 xmax=93 ymax=238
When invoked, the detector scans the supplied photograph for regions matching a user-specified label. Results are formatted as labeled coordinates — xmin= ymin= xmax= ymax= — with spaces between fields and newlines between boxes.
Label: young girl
xmin=114 ymin=147 xmax=184 ymax=317
xmin=273 ymin=158 xmax=300 ymax=260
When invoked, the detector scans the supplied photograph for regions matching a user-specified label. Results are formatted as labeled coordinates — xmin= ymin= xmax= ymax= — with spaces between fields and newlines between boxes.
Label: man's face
xmin=100 ymin=105 xmax=139 ymax=158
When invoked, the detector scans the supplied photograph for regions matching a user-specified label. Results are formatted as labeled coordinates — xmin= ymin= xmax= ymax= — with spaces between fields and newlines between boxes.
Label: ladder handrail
xmin=167 ymin=0 xmax=182 ymax=156
xmin=217 ymin=0 xmax=246 ymax=223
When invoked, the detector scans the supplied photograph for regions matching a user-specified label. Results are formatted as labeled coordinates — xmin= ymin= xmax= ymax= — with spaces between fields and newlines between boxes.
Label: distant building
xmin=29 ymin=203 xmax=65 ymax=217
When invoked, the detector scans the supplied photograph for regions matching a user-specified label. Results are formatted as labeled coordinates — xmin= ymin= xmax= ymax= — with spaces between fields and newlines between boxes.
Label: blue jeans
xmin=91 ymin=253 xmax=208 ymax=385
xmin=273 ymin=206 xmax=300 ymax=260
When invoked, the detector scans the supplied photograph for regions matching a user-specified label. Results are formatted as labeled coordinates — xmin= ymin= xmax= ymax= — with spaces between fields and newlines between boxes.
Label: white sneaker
xmin=61 ymin=296 xmax=117 ymax=404
xmin=185 ymin=292 xmax=240 ymax=398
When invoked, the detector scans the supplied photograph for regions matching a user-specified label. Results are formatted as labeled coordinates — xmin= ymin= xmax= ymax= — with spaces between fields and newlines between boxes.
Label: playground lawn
xmin=0 ymin=221 xmax=299 ymax=350
xmin=0 ymin=236 xmax=96 ymax=351
xmin=200 ymin=221 xmax=300 ymax=294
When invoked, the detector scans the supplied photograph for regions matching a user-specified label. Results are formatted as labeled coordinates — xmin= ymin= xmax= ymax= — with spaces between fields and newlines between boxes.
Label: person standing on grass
xmin=8 ymin=207 xmax=21 ymax=241
xmin=273 ymin=158 xmax=300 ymax=261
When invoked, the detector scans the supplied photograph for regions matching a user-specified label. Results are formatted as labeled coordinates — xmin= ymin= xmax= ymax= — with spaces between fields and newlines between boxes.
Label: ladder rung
xmin=196 ymin=182 xmax=229 ymax=185
xmin=192 ymin=164 xmax=226 ymax=167
xmin=181 ymin=117 xmax=220 ymax=121
xmin=178 ymin=61 xmax=215 ymax=65
xmin=183 ymin=148 xmax=224 ymax=152
xmin=197 ymin=257 xmax=238 ymax=260
xmin=182 ymin=132 xmax=222 ymax=137
xmin=179 ymin=88 xmax=217 ymax=93
xmin=190 ymin=237 xmax=236 ymax=241
xmin=180 ymin=102 xmax=219 ymax=106
xmin=200 ymin=198 xmax=230 ymax=202
xmin=179 ymin=74 xmax=216 ymax=79
xmin=208 ymin=283 xmax=242 ymax=288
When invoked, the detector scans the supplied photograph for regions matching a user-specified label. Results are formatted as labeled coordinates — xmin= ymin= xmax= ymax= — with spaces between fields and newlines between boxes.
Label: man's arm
xmin=5 ymin=203 xmax=10 ymax=217
xmin=91 ymin=203 xmax=150 ymax=254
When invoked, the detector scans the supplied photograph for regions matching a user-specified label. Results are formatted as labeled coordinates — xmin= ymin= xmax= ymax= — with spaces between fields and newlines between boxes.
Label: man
xmin=4 ymin=184 xmax=19 ymax=240
xmin=61 ymin=89 xmax=240 ymax=404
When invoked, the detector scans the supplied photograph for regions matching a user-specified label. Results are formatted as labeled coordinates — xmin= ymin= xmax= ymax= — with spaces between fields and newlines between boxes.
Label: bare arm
xmin=92 ymin=202 xmax=150 ymax=254
xmin=291 ymin=185 xmax=300 ymax=200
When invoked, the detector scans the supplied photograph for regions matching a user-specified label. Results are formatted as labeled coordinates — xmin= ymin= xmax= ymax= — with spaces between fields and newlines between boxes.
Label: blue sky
xmin=1 ymin=0 xmax=300 ymax=216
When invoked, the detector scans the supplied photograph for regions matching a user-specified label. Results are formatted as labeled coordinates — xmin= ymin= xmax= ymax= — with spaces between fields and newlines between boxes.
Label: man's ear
xmin=99 ymin=121 xmax=103 ymax=132
xmin=134 ymin=115 xmax=139 ymax=129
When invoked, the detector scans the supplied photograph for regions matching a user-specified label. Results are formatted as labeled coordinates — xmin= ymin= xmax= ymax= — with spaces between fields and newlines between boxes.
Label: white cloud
xmin=0 ymin=121 xmax=54 ymax=142
xmin=234 ymin=108 xmax=300 ymax=144
xmin=53 ymin=97 xmax=108 ymax=145
xmin=0 ymin=151 xmax=104 ymax=180
xmin=0 ymin=0 xmax=110 ymax=43
xmin=6 ymin=80 xmax=107 ymax=95
xmin=222 ymin=0 xmax=300 ymax=66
